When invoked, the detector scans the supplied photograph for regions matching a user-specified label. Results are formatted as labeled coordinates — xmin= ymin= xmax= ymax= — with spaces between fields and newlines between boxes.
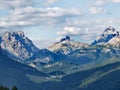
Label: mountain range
xmin=1 ymin=26 xmax=120 ymax=64
xmin=0 ymin=26 xmax=120 ymax=90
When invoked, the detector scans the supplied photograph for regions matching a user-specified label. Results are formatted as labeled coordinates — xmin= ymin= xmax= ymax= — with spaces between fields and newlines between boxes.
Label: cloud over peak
xmin=57 ymin=26 xmax=81 ymax=36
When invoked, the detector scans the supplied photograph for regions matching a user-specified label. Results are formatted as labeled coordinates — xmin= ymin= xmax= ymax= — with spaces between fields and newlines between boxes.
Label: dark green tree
xmin=12 ymin=86 xmax=17 ymax=90
xmin=0 ymin=84 xmax=9 ymax=90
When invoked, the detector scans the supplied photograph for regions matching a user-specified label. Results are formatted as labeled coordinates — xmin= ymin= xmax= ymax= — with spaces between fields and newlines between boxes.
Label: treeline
xmin=0 ymin=84 xmax=17 ymax=90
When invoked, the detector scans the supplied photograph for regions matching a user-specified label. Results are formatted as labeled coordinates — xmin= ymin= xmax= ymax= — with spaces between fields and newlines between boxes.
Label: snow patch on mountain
xmin=91 ymin=26 xmax=119 ymax=45
xmin=107 ymin=36 xmax=120 ymax=47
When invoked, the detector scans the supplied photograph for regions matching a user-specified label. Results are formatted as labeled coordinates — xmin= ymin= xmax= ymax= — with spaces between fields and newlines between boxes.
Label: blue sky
xmin=0 ymin=0 xmax=120 ymax=48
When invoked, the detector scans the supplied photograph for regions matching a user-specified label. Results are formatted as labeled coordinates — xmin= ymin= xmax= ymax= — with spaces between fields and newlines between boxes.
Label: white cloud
xmin=0 ymin=6 xmax=82 ymax=29
xmin=45 ymin=0 xmax=59 ymax=5
xmin=96 ymin=0 xmax=105 ymax=6
xmin=89 ymin=7 xmax=107 ymax=14
xmin=112 ymin=0 xmax=120 ymax=3
xmin=12 ymin=7 xmax=81 ymax=18
xmin=57 ymin=27 xmax=82 ymax=36
xmin=0 ymin=0 xmax=35 ymax=10
xmin=95 ymin=0 xmax=120 ymax=6
xmin=108 ymin=0 xmax=120 ymax=3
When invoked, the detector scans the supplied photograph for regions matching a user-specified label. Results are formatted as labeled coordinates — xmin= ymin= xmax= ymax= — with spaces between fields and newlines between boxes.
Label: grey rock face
xmin=0 ymin=31 xmax=39 ymax=60
xmin=60 ymin=36 xmax=71 ymax=42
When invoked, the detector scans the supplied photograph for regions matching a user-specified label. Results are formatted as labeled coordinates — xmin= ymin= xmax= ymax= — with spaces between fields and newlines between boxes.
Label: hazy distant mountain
xmin=26 ymin=49 xmax=61 ymax=64
xmin=0 ymin=31 xmax=39 ymax=60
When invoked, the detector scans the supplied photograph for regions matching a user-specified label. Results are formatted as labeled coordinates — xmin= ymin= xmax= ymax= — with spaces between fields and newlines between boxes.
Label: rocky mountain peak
xmin=91 ymin=26 xmax=119 ymax=45
xmin=105 ymin=26 xmax=115 ymax=31
xmin=48 ymin=36 xmax=89 ymax=55
xmin=16 ymin=31 xmax=25 ymax=37
xmin=0 ymin=31 xmax=39 ymax=60
xmin=103 ymin=26 xmax=119 ymax=35
xmin=60 ymin=36 xmax=70 ymax=42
